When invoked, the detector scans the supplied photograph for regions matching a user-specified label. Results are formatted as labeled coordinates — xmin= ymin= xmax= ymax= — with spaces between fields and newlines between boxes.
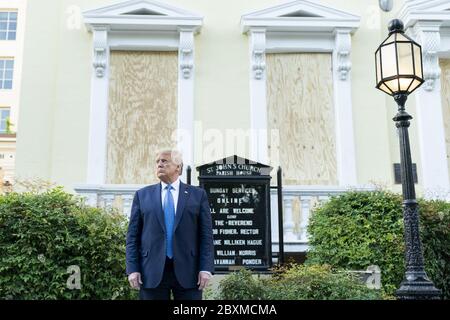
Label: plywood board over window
xmin=267 ymin=53 xmax=337 ymax=185
xmin=107 ymin=51 xmax=178 ymax=184
xmin=440 ymin=59 xmax=450 ymax=183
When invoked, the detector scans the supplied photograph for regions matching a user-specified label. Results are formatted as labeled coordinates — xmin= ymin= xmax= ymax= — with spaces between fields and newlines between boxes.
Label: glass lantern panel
xmin=381 ymin=43 xmax=397 ymax=78
xmin=396 ymin=33 xmax=411 ymax=42
xmin=378 ymin=83 xmax=393 ymax=95
xmin=383 ymin=33 xmax=396 ymax=45
xmin=413 ymin=44 xmax=423 ymax=79
xmin=408 ymin=79 xmax=422 ymax=93
xmin=399 ymin=78 xmax=413 ymax=92
xmin=397 ymin=42 xmax=414 ymax=75
xmin=384 ymin=79 xmax=399 ymax=93
xmin=376 ymin=50 xmax=381 ymax=83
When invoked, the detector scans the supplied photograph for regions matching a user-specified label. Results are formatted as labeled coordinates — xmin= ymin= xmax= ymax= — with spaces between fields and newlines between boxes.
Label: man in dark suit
xmin=126 ymin=150 xmax=214 ymax=300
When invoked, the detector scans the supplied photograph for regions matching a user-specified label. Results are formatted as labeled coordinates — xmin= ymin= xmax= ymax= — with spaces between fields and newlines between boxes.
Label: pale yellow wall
xmin=440 ymin=59 xmax=450 ymax=183
xmin=16 ymin=0 xmax=89 ymax=186
xmin=107 ymin=51 xmax=178 ymax=184
xmin=15 ymin=0 xmax=423 ymax=193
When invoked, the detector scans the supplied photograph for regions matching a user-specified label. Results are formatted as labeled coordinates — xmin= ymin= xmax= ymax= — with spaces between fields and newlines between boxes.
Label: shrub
xmin=214 ymin=265 xmax=381 ymax=300
xmin=419 ymin=199 xmax=450 ymax=298
xmin=307 ymin=191 xmax=450 ymax=299
xmin=0 ymin=187 xmax=138 ymax=300
xmin=215 ymin=269 xmax=266 ymax=300
xmin=266 ymin=264 xmax=381 ymax=300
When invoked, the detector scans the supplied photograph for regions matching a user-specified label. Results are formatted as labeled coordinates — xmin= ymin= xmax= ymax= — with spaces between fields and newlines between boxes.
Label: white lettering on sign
xmin=242 ymin=259 xmax=262 ymax=265
xmin=232 ymin=187 xmax=255 ymax=194
xmin=224 ymin=239 xmax=246 ymax=245
xmin=216 ymin=171 xmax=233 ymax=176
xmin=247 ymin=240 xmax=262 ymax=245
xmin=210 ymin=188 xmax=228 ymax=193
xmin=239 ymin=250 xmax=256 ymax=256
xmin=215 ymin=259 xmax=235 ymax=265
xmin=219 ymin=229 xmax=238 ymax=235
xmin=227 ymin=220 xmax=253 ymax=226
xmin=240 ymin=229 xmax=259 ymax=235
xmin=217 ymin=250 xmax=236 ymax=256
xmin=233 ymin=208 xmax=254 ymax=214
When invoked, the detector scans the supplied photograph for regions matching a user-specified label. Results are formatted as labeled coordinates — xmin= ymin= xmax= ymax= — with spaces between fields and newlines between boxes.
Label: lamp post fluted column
xmin=393 ymin=94 xmax=441 ymax=299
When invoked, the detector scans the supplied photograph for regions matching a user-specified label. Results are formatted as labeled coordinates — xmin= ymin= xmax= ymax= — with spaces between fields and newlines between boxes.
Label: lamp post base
xmin=396 ymin=274 xmax=442 ymax=300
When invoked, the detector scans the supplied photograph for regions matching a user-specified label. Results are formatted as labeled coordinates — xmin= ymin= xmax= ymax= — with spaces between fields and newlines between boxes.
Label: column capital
xmin=409 ymin=22 xmax=442 ymax=91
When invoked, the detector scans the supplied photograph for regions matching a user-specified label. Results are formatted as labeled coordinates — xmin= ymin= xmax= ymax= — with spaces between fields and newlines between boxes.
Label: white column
xmin=177 ymin=28 xmax=195 ymax=182
xmin=412 ymin=22 xmax=450 ymax=198
xmin=87 ymin=26 xmax=109 ymax=184
xmin=318 ymin=195 xmax=329 ymax=205
xmin=299 ymin=196 xmax=312 ymax=241
xmin=101 ymin=194 xmax=115 ymax=209
xmin=248 ymin=28 xmax=268 ymax=164
xmin=122 ymin=194 xmax=134 ymax=217
xmin=333 ymin=29 xmax=358 ymax=187
xmin=283 ymin=196 xmax=297 ymax=242
xmin=81 ymin=192 xmax=98 ymax=207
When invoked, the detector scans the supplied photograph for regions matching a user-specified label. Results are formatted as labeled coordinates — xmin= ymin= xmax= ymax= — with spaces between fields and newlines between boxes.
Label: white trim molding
xmin=83 ymin=0 xmax=203 ymax=184
xmin=241 ymin=0 xmax=360 ymax=186
xmin=399 ymin=0 xmax=450 ymax=198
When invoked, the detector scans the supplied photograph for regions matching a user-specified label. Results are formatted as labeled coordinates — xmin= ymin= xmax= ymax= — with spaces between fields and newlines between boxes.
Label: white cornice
xmin=241 ymin=0 xmax=360 ymax=34
xmin=399 ymin=0 xmax=450 ymax=29
xmin=83 ymin=0 xmax=203 ymax=33
xmin=83 ymin=0 xmax=201 ymax=16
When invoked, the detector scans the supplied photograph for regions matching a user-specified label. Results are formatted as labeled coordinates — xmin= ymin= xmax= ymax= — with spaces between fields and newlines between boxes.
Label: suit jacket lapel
xmin=174 ymin=182 xmax=189 ymax=231
xmin=153 ymin=183 xmax=166 ymax=232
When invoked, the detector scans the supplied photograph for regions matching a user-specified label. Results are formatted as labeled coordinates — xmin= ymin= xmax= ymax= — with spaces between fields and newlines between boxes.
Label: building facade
xmin=0 ymin=0 xmax=26 ymax=188
xmin=14 ymin=0 xmax=450 ymax=250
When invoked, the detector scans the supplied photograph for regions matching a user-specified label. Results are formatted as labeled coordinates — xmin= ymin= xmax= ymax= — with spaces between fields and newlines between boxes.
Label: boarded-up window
xmin=267 ymin=53 xmax=337 ymax=185
xmin=107 ymin=51 xmax=178 ymax=184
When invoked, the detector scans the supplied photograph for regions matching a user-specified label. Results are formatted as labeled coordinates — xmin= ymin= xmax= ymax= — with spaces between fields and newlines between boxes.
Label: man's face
xmin=155 ymin=152 xmax=180 ymax=183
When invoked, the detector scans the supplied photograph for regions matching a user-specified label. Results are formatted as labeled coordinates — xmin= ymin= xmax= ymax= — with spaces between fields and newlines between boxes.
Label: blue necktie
xmin=164 ymin=185 xmax=175 ymax=258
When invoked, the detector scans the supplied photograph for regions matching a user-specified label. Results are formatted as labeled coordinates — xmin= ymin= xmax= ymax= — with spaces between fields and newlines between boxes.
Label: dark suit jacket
xmin=126 ymin=181 xmax=215 ymax=289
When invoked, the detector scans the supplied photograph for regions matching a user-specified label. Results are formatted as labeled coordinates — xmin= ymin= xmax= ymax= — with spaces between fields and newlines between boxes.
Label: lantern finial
xmin=388 ymin=19 xmax=404 ymax=34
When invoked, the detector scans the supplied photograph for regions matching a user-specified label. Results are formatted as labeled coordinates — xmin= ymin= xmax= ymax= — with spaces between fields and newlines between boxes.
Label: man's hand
xmin=197 ymin=271 xmax=212 ymax=290
xmin=128 ymin=272 xmax=142 ymax=290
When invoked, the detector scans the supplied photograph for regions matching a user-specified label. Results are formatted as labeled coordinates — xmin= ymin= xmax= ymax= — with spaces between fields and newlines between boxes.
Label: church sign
xmin=197 ymin=155 xmax=273 ymax=272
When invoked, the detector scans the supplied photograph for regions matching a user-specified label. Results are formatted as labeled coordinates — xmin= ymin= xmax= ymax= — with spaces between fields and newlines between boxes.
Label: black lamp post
xmin=375 ymin=19 xmax=441 ymax=300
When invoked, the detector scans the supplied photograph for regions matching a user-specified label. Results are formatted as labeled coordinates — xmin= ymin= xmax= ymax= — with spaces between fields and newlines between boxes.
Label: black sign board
xmin=197 ymin=155 xmax=273 ymax=272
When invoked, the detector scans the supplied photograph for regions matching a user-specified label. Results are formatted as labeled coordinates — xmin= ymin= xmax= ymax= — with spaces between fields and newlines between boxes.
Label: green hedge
xmin=306 ymin=191 xmax=450 ymax=299
xmin=214 ymin=265 xmax=382 ymax=300
xmin=0 ymin=188 xmax=138 ymax=300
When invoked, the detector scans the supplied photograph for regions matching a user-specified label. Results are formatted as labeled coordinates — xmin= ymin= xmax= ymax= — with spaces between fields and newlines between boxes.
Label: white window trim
xmin=83 ymin=0 xmax=202 ymax=184
xmin=399 ymin=0 xmax=450 ymax=198
xmin=241 ymin=0 xmax=360 ymax=187
xmin=0 ymin=57 xmax=14 ymax=90
xmin=0 ymin=107 xmax=11 ymax=133
xmin=0 ymin=11 xmax=18 ymax=41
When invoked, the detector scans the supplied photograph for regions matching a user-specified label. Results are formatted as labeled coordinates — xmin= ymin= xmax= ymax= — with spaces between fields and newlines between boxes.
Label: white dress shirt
xmin=161 ymin=178 xmax=180 ymax=213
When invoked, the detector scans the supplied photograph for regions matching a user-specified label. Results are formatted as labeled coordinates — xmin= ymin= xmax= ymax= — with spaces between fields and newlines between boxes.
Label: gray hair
xmin=156 ymin=149 xmax=184 ymax=174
